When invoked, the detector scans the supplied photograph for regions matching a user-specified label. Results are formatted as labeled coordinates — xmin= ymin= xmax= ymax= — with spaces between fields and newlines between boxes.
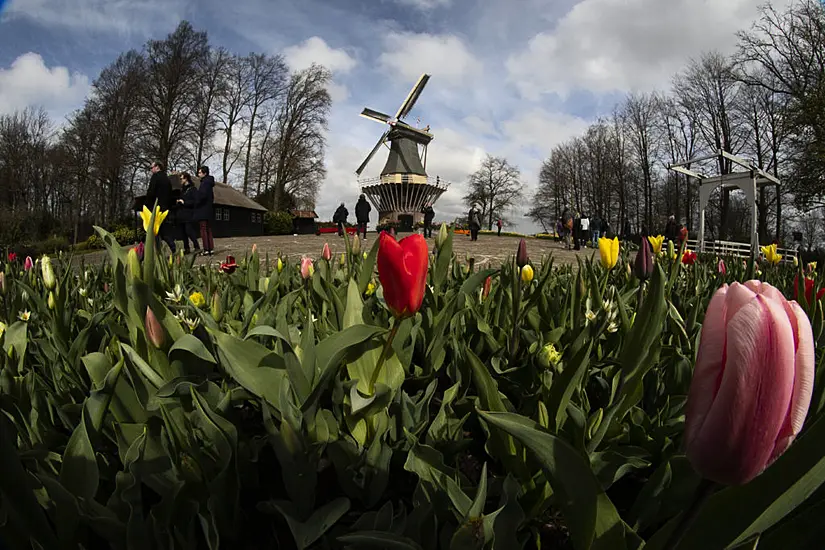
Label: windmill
xmin=356 ymin=73 xmax=449 ymax=231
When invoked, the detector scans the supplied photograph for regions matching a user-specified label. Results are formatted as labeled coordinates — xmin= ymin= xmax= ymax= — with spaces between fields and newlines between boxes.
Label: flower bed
xmin=0 ymin=220 xmax=823 ymax=549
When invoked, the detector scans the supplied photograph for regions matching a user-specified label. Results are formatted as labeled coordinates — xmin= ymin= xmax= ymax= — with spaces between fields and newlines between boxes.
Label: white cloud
xmin=283 ymin=36 xmax=357 ymax=74
xmin=0 ymin=53 xmax=91 ymax=117
xmin=500 ymin=108 xmax=591 ymax=152
xmin=4 ymin=0 xmax=184 ymax=34
xmin=394 ymin=0 xmax=451 ymax=10
xmin=463 ymin=115 xmax=496 ymax=136
xmin=378 ymin=32 xmax=483 ymax=87
xmin=506 ymin=0 xmax=796 ymax=99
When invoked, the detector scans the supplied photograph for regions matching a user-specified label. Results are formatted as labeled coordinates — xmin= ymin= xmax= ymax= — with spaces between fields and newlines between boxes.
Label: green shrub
xmin=264 ymin=211 xmax=293 ymax=235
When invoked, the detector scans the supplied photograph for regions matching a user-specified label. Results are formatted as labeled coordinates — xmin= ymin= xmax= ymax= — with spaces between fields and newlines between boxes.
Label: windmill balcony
xmin=358 ymin=174 xmax=451 ymax=229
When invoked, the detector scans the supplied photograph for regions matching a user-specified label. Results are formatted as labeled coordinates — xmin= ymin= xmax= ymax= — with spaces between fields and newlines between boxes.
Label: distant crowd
xmin=558 ymin=207 xmax=689 ymax=250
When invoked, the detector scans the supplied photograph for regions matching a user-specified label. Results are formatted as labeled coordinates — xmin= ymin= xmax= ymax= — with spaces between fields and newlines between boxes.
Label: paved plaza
xmin=83 ymin=233 xmax=597 ymax=268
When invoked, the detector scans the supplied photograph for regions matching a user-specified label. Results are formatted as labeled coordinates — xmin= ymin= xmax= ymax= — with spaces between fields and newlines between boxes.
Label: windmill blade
xmin=395 ymin=74 xmax=430 ymax=120
xmin=356 ymin=130 xmax=389 ymax=176
xmin=360 ymin=108 xmax=393 ymax=124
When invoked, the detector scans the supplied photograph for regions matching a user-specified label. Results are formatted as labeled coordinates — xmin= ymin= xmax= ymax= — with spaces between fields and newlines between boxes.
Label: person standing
xmin=421 ymin=204 xmax=435 ymax=237
xmin=496 ymin=218 xmax=503 ymax=236
xmin=590 ymin=214 xmax=601 ymax=248
xmin=195 ymin=165 xmax=215 ymax=256
xmin=623 ymin=219 xmax=631 ymax=241
xmin=468 ymin=204 xmax=481 ymax=241
xmin=561 ymin=207 xmax=573 ymax=250
xmin=333 ymin=202 xmax=348 ymax=236
xmin=146 ymin=161 xmax=176 ymax=253
xmin=176 ymin=172 xmax=200 ymax=254
xmin=580 ymin=214 xmax=590 ymax=248
xmin=355 ymin=194 xmax=371 ymax=239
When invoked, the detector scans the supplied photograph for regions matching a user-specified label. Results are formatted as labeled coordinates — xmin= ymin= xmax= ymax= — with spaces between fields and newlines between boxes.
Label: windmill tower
xmin=356 ymin=74 xmax=449 ymax=231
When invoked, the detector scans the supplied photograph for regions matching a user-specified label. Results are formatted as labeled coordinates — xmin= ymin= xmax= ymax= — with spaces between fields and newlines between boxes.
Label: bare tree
xmin=463 ymin=154 xmax=525 ymax=229
xmin=189 ymin=46 xmax=230 ymax=169
xmin=217 ymin=54 xmax=251 ymax=183
xmin=140 ymin=21 xmax=209 ymax=169
xmin=622 ymin=92 xmax=661 ymax=230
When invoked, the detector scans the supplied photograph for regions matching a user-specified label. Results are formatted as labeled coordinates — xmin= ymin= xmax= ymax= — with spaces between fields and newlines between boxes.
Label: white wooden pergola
xmin=667 ymin=150 xmax=781 ymax=258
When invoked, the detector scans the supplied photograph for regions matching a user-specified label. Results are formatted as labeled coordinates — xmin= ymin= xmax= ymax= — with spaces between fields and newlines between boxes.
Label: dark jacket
xmin=422 ymin=206 xmax=435 ymax=223
xmin=355 ymin=197 xmax=371 ymax=222
xmin=194 ymin=175 xmax=215 ymax=222
xmin=146 ymin=170 xmax=174 ymax=214
xmin=468 ymin=208 xmax=481 ymax=229
xmin=178 ymin=183 xmax=198 ymax=223
xmin=334 ymin=205 xmax=348 ymax=224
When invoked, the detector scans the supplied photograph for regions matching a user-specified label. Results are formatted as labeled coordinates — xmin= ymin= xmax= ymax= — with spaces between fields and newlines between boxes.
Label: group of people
xmin=333 ymin=195 xmax=440 ymax=239
xmin=465 ymin=204 xmax=503 ymax=241
xmin=145 ymin=162 xmax=215 ymax=255
xmin=557 ymin=207 xmax=688 ymax=251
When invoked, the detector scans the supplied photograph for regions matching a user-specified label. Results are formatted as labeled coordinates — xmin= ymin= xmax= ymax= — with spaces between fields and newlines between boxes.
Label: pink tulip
xmin=24 ymin=256 xmax=33 ymax=271
xmin=717 ymin=258 xmax=726 ymax=275
xmin=684 ymin=281 xmax=814 ymax=485
xmin=300 ymin=257 xmax=314 ymax=279
xmin=322 ymin=243 xmax=331 ymax=261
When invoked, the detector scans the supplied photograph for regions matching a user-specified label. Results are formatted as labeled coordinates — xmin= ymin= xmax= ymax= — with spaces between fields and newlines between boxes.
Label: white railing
xmin=686 ymin=239 xmax=797 ymax=264
xmin=357 ymin=175 xmax=451 ymax=191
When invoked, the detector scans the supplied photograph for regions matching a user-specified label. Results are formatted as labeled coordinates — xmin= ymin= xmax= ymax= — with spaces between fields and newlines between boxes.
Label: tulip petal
xmin=684 ymin=285 xmax=728 ymax=452
xmin=769 ymin=300 xmax=815 ymax=462
xmin=724 ymin=282 xmax=757 ymax=325
xmin=688 ymin=295 xmax=795 ymax=485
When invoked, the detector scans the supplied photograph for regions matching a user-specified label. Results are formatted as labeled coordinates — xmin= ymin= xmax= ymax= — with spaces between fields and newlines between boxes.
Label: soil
xmin=79 ymin=233 xmax=598 ymax=269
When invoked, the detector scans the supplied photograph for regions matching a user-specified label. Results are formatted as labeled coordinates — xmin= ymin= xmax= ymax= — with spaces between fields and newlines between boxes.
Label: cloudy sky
xmin=0 ymin=0 xmax=790 ymax=232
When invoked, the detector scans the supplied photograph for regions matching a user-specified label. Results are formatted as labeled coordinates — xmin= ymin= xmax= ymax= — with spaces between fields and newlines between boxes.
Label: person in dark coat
xmin=195 ymin=165 xmax=215 ymax=256
xmin=622 ymin=220 xmax=631 ymax=241
xmin=421 ymin=204 xmax=435 ymax=237
xmin=333 ymin=202 xmax=348 ymax=236
xmin=467 ymin=204 xmax=481 ymax=241
xmin=664 ymin=215 xmax=678 ymax=244
xmin=176 ymin=172 xmax=200 ymax=254
xmin=355 ymin=194 xmax=371 ymax=239
xmin=497 ymin=218 xmax=503 ymax=236
xmin=146 ymin=161 xmax=176 ymax=253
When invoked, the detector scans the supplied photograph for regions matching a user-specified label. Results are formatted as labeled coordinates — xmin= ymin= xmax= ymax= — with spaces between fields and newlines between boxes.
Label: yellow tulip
xmin=521 ymin=264 xmax=534 ymax=283
xmin=366 ymin=280 xmax=377 ymax=296
xmin=647 ymin=235 xmax=664 ymax=255
xmin=598 ymin=236 xmax=619 ymax=270
xmin=140 ymin=205 xmax=169 ymax=236
xmin=760 ymin=243 xmax=782 ymax=265
xmin=189 ymin=291 xmax=206 ymax=308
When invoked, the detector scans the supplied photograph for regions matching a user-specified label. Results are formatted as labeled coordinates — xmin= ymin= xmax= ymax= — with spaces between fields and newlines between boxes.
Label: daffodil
xmin=189 ymin=291 xmax=206 ymax=308
xmin=647 ymin=235 xmax=665 ymax=255
xmin=18 ymin=310 xmax=30 ymax=322
xmin=365 ymin=281 xmax=377 ymax=296
xmin=140 ymin=205 xmax=169 ymax=236
xmin=539 ymin=343 xmax=562 ymax=368
xmin=598 ymin=236 xmax=619 ymax=270
xmin=760 ymin=243 xmax=782 ymax=265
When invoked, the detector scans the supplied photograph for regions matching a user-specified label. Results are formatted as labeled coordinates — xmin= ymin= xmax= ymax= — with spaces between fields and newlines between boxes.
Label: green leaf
xmin=338 ymin=531 xmax=424 ymax=549
xmin=546 ymin=340 xmax=593 ymax=432
xmin=60 ymin=407 xmax=99 ymax=500
xmin=358 ymin=237 xmax=380 ymax=294
xmin=460 ymin=268 xmax=498 ymax=296
xmin=169 ymin=334 xmax=216 ymax=363
xmin=646 ymin=413 xmax=825 ymax=549
xmin=261 ymin=497 xmax=350 ymax=550
xmin=403 ymin=442 xmax=472 ymax=520
xmin=478 ymin=410 xmax=628 ymax=550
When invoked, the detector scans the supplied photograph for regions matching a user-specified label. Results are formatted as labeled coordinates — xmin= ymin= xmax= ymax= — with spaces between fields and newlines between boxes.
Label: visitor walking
xmin=561 ymin=207 xmax=573 ymax=250
xmin=497 ymin=218 xmax=503 ymax=236
xmin=146 ymin=161 xmax=176 ymax=253
xmin=355 ymin=194 xmax=371 ymax=239
xmin=468 ymin=204 xmax=481 ymax=241
xmin=573 ymin=214 xmax=582 ymax=251
xmin=333 ymin=202 xmax=348 ymax=236
xmin=623 ymin=219 xmax=631 ymax=241
xmin=176 ymin=172 xmax=200 ymax=254
xmin=421 ymin=204 xmax=435 ymax=237
xmin=195 ymin=165 xmax=215 ymax=256
xmin=664 ymin=215 xmax=678 ymax=244
xmin=590 ymin=214 xmax=601 ymax=247
xmin=580 ymin=214 xmax=590 ymax=248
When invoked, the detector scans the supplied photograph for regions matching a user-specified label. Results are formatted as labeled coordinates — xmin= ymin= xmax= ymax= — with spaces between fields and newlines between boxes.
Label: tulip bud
xmin=127 ymin=248 xmax=142 ymax=282
xmin=322 ymin=243 xmax=331 ymax=261
xmin=340 ymin=253 xmax=346 ymax=267
xmin=538 ymin=343 xmax=562 ymax=368
xmin=47 ymin=291 xmax=56 ymax=310
xmin=435 ymin=223 xmax=448 ymax=249
xmin=352 ymin=234 xmax=361 ymax=255
xmin=145 ymin=306 xmax=164 ymax=348
xmin=300 ymin=257 xmax=314 ymax=279
xmin=40 ymin=255 xmax=56 ymax=290
xmin=363 ymin=252 xmax=368 ymax=260
xmin=261 ymin=277 xmax=270 ymax=292
xmin=377 ymin=232 xmax=428 ymax=318
xmin=685 ymin=281 xmax=814 ymax=485
xmin=24 ymin=256 xmax=33 ymax=271
xmin=633 ymin=239 xmax=652 ymax=280
xmin=792 ymin=256 xmax=798 ymax=267
xmin=0 ymin=271 xmax=5 ymax=295
xmin=251 ymin=243 xmax=258 ymax=255
xmin=667 ymin=239 xmax=675 ymax=260
xmin=516 ymin=238 xmax=529 ymax=268
xmin=482 ymin=276 xmax=492 ymax=300
xmin=277 ymin=257 xmax=284 ymax=272
xmin=211 ymin=292 xmax=223 ymax=322
xmin=521 ymin=264 xmax=534 ymax=284
xmin=717 ymin=258 xmax=726 ymax=275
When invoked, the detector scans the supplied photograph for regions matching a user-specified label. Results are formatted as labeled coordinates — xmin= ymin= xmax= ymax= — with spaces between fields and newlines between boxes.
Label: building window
xmin=215 ymin=207 xmax=222 ymax=221
xmin=223 ymin=208 xmax=230 ymax=221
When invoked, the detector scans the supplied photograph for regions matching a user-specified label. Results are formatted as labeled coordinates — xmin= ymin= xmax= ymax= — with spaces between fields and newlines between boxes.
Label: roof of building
xmin=134 ymin=172 xmax=268 ymax=212
xmin=291 ymin=209 xmax=318 ymax=219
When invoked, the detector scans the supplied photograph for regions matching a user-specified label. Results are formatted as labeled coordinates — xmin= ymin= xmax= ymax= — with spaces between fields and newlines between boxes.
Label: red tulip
xmin=482 ymin=276 xmax=492 ymax=299
xmin=134 ymin=242 xmax=144 ymax=261
xmin=682 ymin=250 xmax=697 ymax=265
xmin=220 ymin=255 xmax=237 ymax=274
xmin=792 ymin=274 xmax=825 ymax=303
xmin=684 ymin=281 xmax=814 ymax=485
xmin=7 ymin=252 xmax=16 ymax=262
xmin=377 ymin=231 xmax=428 ymax=318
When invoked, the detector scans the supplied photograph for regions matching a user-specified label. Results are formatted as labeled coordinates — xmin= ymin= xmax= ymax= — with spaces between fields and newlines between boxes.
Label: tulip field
xmin=0 ymin=211 xmax=824 ymax=550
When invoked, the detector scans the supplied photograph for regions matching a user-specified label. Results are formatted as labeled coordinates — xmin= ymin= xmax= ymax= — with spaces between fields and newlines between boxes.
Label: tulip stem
xmin=368 ymin=320 xmax=400 ymax=394
xmin=510 ymin=260 xmax=522 ymax=362
xmin=663 ymin=478 xmax=717 ymax=550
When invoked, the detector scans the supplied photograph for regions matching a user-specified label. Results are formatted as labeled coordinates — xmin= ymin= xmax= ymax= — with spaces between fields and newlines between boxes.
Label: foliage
xmin=265 ymin=210 xmax=294 ymax=235
xmin=0 ymin=225 xmax=824 ymax=549
xmin=463 ymin=154 xmax=525 ymax=230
